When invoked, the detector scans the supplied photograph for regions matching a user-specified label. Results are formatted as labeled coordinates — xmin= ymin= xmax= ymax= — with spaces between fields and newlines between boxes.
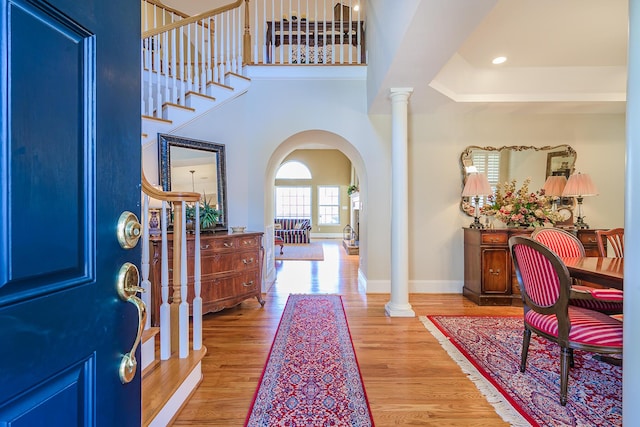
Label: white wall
xmin=144 ymin=70 xmax=626 ymax=293
xmin=406 ymin=113 xmax=625 ymax=293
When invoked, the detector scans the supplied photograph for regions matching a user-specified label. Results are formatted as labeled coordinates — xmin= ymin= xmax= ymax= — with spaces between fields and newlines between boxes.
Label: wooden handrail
xmin=142 ymin=173 xmax=200 ymax=203
xmin=143 ymin=0 xmax=190 ymax=20
xmin=142 ymin=0 xmax=243 ymax=38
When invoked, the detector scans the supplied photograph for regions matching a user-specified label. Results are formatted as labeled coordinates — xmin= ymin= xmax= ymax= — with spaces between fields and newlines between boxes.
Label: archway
xmin=263 ymin=130 xmax=368 ymax=287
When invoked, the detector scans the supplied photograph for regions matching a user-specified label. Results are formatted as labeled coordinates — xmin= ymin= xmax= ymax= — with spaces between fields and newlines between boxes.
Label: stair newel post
xmin=170 ymin=201 xmax=184 ymax=354
xmin=160 ymin=200 xmax=171 ymax=360
xmin=243 ymin=0 xmax=251 ymax=65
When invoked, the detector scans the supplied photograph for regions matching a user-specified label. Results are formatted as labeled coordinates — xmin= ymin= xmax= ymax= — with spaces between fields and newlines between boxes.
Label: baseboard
xmin=310 ymin=232 xmax=342 ymax=239
xmin=364 ymin=278 xmax=463 ymax=294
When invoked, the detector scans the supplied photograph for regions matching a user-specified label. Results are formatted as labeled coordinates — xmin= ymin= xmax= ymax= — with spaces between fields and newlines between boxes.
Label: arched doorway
xmin=263 ymin=130 xmax=368 ymax=287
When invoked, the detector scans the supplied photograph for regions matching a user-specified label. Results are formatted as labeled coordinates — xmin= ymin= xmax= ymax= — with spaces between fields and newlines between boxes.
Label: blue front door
xmin=0 ymin=0 xmax=141 ymax=425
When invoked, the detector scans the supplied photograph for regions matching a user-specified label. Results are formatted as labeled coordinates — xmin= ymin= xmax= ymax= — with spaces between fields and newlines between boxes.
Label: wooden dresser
xmin=149 ymin=231 xmax=265 ymax=326
xmin=463 ymin=227 xmax=602 ymax=306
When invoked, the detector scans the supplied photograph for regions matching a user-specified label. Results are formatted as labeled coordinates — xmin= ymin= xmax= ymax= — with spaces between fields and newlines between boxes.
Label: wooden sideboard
xmin=149 ymin=231 xmax=265 ymax=326
xmin=463 ymin=227 xmax=602 ymax=306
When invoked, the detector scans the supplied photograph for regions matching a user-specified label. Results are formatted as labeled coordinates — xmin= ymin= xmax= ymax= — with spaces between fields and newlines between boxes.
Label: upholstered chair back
xmin=531 ymin=228 xmax=585 ymax=258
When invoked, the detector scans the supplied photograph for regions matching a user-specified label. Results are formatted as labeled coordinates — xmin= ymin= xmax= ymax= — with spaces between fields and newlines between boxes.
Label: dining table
xmin=561 ymin=257 xmax=623 ymax=290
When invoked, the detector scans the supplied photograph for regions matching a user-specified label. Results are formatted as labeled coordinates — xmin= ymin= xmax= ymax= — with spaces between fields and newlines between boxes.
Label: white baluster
xmin=171 ymin=29 xmax=177 ymax=104
xmin=193 ymin=206 xmax=203 ymax=351
xmin=160 ymin=200 xmax=171 ymax=360
xmin=141 ymin=193 xmax=151 ymax=330
xmin=179 ymin=202 xmax=189 ymax=358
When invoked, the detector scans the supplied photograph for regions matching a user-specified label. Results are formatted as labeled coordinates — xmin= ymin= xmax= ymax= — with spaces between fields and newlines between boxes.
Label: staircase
xmin=139 ymin=1 xmax=249 ymax=425
xmin=140 ymin=0 xmax=249 ymax=146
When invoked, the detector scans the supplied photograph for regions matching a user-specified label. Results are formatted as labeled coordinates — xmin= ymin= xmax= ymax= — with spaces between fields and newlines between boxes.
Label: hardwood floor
xmin=171 ymin=240 xmax=522 ymax=426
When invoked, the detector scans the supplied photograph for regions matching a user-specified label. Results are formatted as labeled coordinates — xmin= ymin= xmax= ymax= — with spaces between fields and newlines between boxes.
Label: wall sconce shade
xmin=462 ymin=173 xmax=493 ymax=229
xmin=561 ymin=172 xmax=598 ymax=229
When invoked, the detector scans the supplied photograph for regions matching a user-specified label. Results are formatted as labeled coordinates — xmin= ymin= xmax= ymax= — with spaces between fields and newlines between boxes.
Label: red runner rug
xmin=421 ymin=315 xmax=622 ymax=427
xmin=245 ymin=294 xmax=374 ymax=426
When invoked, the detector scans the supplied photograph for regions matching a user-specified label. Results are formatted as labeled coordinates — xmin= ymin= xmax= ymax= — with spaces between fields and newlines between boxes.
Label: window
xmin=276 ymin=161 xmax=312 ymax=179
xmin=318 ymin=186 xmax=340 ymax=225
xmin=472 ymin=151 xmax=500 ymax=206
xmin=275 ymin=186 xmax=311 ymax=219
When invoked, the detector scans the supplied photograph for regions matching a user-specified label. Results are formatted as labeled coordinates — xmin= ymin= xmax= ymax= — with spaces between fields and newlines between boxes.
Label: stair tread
xmin=142 ymin=347 xmax=207 ymax=426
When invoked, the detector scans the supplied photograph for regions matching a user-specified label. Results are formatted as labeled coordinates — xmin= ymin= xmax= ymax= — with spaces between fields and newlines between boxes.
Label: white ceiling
xmin=369 ymin=0 xmax=629 ymax=115
xmin=168 ymin=0 xmax=629 ymax=115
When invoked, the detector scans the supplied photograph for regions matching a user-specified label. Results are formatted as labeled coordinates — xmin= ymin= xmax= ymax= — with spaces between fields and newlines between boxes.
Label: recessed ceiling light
xmin=492 ymin=56 xmax=507 ymax=65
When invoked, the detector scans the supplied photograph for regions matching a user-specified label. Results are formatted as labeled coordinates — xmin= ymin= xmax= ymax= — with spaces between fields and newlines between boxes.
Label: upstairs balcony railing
xmin=141 ymin=0 xmax=366 ymax=119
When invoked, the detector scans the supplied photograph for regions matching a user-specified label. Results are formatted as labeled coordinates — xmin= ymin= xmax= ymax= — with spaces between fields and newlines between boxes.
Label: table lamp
xmin=562 ymin=172 xmax=598 ymax=229
xmin=542 ymin=175 xmax=567 ymax=211
xmin=462 ymin=172 xmax=493 ymax=229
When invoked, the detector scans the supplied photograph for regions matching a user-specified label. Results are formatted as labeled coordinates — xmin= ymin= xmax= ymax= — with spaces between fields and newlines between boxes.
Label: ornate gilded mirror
xmin=159 ymin=134 xmax=228 ymax=231
xmin=460 ymin=145 xmax=577 ymax=216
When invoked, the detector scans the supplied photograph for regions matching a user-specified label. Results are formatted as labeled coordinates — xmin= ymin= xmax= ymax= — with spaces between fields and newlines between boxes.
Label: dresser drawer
xmin=201 ymin=251 xmax=260 ymax=274
xmin=481 ymin=232 xmax=508 ymax=245
xmin=209 ymin=235 xmax=260 ymax=251
xmin=577 ymin=231 xmax=598 ymax=247
xmin=207 ymin=271 xmax=260 ymax=300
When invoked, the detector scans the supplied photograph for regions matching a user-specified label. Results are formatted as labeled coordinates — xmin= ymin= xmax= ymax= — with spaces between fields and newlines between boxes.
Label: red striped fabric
xmin=525 ymin=307 xmax=623 ymax=347
xmin=573 ymin=285 xmax=624 ymax=301
xmin=533 ymin=229 xmax=623 ymax=313
xmin=514 ymin=245 xmax=559 ymax=307
xmin=533 ymin=229 xmax=584 ymax=257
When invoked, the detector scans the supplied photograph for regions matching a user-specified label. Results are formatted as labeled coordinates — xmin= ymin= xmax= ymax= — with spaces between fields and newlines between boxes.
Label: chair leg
xmin=520 ymin=328 xmax=531 ymax=372
xmin=560 ymin=347 xmax=570 ymax=406
xmin=569 ymin=348 xmax=574 ymax=368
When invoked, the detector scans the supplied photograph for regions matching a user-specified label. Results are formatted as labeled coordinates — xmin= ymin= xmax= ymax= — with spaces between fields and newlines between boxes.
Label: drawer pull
xmin=201 ymin=244 xmax=211 ymax=250
xmin=242 ymin=258 xmax=254 ymax=265
xmin=588 ymin=238 xmax=596 ymax=243
xmin=223 ymin=242 xmax=234 ymax=248
xmin=489 ymin=268 xmax=501 ymax=276
xmin=490 ymin=238 xmax=499 ymax=242
xmin=242 ymin=280 xmax=255 ymax=287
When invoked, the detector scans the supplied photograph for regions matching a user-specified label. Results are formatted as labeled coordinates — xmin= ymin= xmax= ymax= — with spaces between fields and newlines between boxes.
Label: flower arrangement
xmin=481 ymin=178 xmax=563 ymax=227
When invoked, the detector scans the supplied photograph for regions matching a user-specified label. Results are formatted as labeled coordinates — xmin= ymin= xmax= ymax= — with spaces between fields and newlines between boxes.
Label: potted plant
xmin=347 ymin=184 xmax=359 ymax=196
xmin=184 ymin=195 xmax=220 ymax=231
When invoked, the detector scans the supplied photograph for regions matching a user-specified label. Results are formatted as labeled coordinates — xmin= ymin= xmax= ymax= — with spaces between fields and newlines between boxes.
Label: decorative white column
xmin=385 ymin=88 xmax=415 ymax=317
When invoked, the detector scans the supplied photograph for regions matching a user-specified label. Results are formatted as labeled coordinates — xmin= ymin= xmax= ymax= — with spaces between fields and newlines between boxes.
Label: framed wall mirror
xmin=159 ymin=134 xmax=228 ymax=231
xmin=459 ymin=145 xmax=577 ymax=216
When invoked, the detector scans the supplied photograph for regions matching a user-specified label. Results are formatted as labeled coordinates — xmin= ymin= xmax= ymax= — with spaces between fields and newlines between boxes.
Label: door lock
xmin=117 ymin=211 xmax=142 ymax=249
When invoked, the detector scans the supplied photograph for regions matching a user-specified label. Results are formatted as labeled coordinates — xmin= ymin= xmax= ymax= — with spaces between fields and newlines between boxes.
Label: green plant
xmin=347 ymin=184 xmax=359 ymax=196
xmin=185 ymin=195 xmax=220 ymax=230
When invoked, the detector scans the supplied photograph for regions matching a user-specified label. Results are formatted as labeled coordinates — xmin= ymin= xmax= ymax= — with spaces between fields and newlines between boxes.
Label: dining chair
xmin=531 ymin=228 xmax=623 ymax=314
xmin=595 ymin=228 xmax=624 ymax=258
xmin=509 ymin=236 xmax=623 ymax=405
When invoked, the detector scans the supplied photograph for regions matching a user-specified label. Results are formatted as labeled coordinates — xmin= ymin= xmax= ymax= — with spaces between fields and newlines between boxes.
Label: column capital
xmin=389 ymin=88 xmax=414 ymax=100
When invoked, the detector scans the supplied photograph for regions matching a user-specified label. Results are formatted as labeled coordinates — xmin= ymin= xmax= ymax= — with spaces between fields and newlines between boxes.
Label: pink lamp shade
xmin=462 ymin=173 xmax=493 ymax=197
xmin=542 ymin=175 xmax=567 ymax=197
xmin=561 ymin=172 xmax=598 ymax=229
xmin=562 ymin=173 xmax=598 ymax=197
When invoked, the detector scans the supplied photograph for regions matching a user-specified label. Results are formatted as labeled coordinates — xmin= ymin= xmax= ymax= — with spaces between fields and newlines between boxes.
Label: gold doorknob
xmin=116 ymin=262 xmax=147 ymax=384
xmin=117 ymin=211 xmax=142 ymax=249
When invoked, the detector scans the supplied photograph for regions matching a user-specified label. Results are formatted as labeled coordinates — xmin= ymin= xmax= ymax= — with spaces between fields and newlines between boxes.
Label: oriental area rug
xmin=245 ymin=294 xmax=373 ymax=426
xmin=420 ymin=315 xmax=622 ymax=427
xmin=275 ymin=242 xmax=324 ymax=261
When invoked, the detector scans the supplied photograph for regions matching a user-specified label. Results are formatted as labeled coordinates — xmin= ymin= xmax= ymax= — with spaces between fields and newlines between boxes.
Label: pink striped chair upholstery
xmin=509 ymin=236 xmax=623 ymax=406
xmin=531 ymin=228 xmax=623 ymax=314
